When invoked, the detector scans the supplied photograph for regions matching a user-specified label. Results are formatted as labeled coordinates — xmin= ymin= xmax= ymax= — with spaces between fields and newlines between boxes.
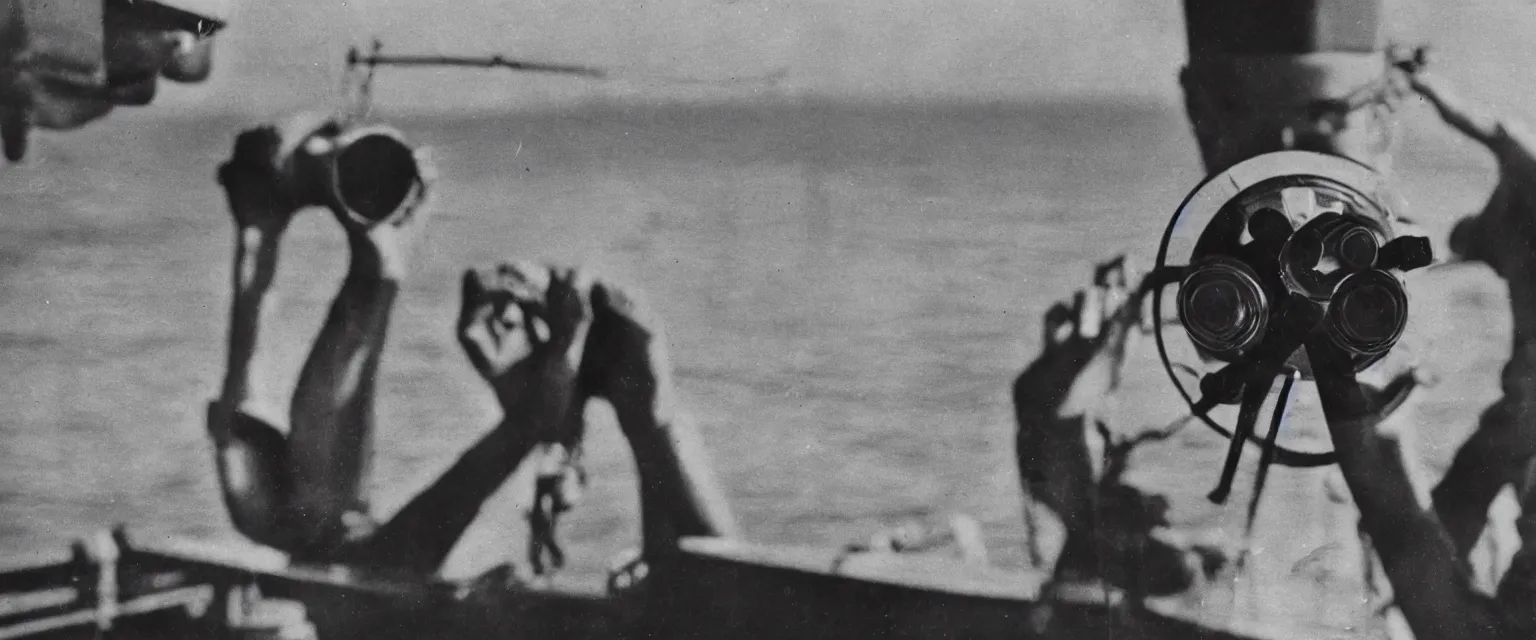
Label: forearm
xmin=1018 ymin=323 xmax=1137 ymax=421
xmin=351 ymin=417 xmax=539 ymax=574
xmin=282 ymin=256 xmax=400 ymax=520
xmin=358 ymin=355 xmax=582 ymax=572
xmin=220 ymin=228 xmax=282 ymax=409
xmin=1417 ymin=78 xmax=1502 ymax=147
xmin=1438 ymin=103 xmax=1502 ymax=149
xmin=289 ymin=264 xmax=400 ymax=433
xmin=1316 ymin=374 xmax=1500 ymax=639
xmin=617 ymin=398 xmax=739 ymax=556
xmin=1013 ymin=352 xmax=1087 ymax=418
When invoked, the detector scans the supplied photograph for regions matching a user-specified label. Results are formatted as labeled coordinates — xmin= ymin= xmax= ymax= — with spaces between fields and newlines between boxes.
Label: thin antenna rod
xmin=346 ymin=49 xmax=608 ymax=79
xmin=344 ymin=42 xmax=789 ymax=87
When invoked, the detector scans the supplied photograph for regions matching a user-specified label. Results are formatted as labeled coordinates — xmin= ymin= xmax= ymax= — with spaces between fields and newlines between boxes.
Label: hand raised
xmin=216 ymin=111 xmax=341 ymax=235
xmin=580 ymin=281 xmax=675 ymax=430
xmin=1015 ymin=255 xmax=1148 ymax=420
xmin=457 ymin=262 xmax=592 ymax=428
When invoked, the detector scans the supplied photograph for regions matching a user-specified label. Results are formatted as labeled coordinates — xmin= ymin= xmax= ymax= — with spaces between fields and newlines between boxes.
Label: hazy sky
xmin=153 ymin=0 xmax=1536 ymax=117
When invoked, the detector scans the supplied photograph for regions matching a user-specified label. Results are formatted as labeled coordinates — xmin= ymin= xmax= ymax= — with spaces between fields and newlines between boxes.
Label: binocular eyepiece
xmin=1327 ymin=269 xmax=1408 ymax=357
xmin=1174 ymin=171 xmax=1424 ymax=373
xmin=325 ymin=127 xmax=424 ymax=226
xmin=258 ymin=123 xmax=425 ymax=227
xmin=1180 ymin=257 xmax=1269 ymax=357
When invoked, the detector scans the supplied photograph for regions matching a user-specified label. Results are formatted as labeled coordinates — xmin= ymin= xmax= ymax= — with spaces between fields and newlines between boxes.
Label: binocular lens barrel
xmin=1334 ymin=226 xmax=1379 ymax=270
xmin=331 ymin=130 xmax=421 ymax=224
xmin=1179 ymin=259 xmax=1269 ymax=356
xmin=1327 ymin=269 xmax=1407 ymax=356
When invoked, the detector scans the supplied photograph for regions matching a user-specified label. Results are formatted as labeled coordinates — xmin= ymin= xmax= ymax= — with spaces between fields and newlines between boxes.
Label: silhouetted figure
xmin=1012 ymin=257 xmax=1219 ymax=598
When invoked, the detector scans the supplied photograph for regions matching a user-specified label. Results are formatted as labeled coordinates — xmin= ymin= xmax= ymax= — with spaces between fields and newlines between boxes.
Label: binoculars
xmin=1175 ymin=170 xmax=1430 ymax=376
xmin=1152 ymin=151 xmax=1434 ymax=501
xmin=277 ymin=124 xmax=426 ymax=227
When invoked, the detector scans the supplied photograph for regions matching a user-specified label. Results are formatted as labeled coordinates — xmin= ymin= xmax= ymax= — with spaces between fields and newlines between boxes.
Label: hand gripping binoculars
xmin=245 ymin=121 xmax=425 ymax=228
xmin=1150 ymin=151 xmax=1432 ymax=504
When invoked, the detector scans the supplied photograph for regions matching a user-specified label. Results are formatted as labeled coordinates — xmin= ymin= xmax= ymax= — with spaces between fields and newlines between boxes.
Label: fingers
xmin=1042 ymin=300 xmax=1075 ymax=348
xmin=219 ymin=126 xmax=283 ymax=187
xmin=456 ymin=270 xmax=503 ymax=379
xmin=1082 ymin=254 xmax=1136 ymax=342
xmin=276 ymin=111 xmax=344 ymax=162
xmin=590 ymin=279 xmax=635 ymax=318
xmin=590 ymin=278 xmax=663 ymax=338
xmin=1044 ymin=256 xmax=1142 ymax=349
xmin=217 ymin=112 xmax=344 ymax=230
xmin=457 ymin=266 xmax=537 ymax=379
xmin=589 ymin=281 xmax=630 ymax=328
xmin=457 ymin=261 xmax=600 ymax=380
xmin=456 ymin=268 xmax=488 ymax=330
xmin=1077 ymin=288 xmax=1102 ymax=341
xmin=1092 ymin=255 xmax=1128 ymax=288
xmin=586 ymin=278 xmax=667 ymax=382
xmin=543 ymin=267 xmax=593 ymax=350
xmin=219 ymin=134 xmax=299 ymax=234
xmin=1096 ymin=254 xmax=1138 ymax=334
xmin=1098 ymin=254 xmax=1144 ymax=313
xmin=404 ymin=146 xmax=440 ymax=223
xmin=496 ymin=261 xmax=549 ymax=302
xmin=415 ymin=147 xmax=439 ymax=183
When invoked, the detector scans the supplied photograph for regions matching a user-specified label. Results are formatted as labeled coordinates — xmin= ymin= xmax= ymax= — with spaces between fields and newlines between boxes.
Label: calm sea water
xmin=0 ymin=100 xmax=1515 ymax=632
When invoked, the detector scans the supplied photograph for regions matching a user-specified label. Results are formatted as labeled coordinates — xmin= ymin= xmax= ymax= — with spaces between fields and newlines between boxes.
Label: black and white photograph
xmin=0 ymin=1 xmax=1532 ymax=638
